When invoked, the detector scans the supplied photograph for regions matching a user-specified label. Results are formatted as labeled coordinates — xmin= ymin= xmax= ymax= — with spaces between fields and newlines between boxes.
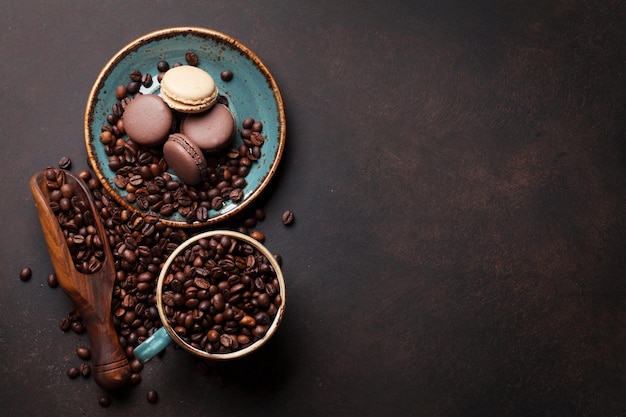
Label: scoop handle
xmin=88 ymin=316 xmax=133 ymax=389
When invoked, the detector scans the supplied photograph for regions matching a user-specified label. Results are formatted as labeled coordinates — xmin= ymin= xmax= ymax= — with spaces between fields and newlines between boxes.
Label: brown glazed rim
xmin=84 ymin=27 xmax=286 ymax=228
xmin=155 ymin=230 xmax=286 ymax=360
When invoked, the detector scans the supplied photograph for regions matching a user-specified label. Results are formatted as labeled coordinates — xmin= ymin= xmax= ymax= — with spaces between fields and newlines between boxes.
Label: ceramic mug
xmin=134 ymin=230 xmax=285 ymax=363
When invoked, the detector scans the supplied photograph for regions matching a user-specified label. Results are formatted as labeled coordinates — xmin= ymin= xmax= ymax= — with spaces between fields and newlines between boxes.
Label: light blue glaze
xmin=133 ymin=327 xmax=172 ymax=364
xmin=85 ymin=27 xmax=285 ymax=227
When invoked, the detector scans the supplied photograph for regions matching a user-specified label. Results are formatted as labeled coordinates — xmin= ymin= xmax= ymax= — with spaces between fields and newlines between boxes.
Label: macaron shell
xmin=180 ymin=103 xmax=236 ymax=152
xmin=163 ymin=133 xmax=207 ymax=185
xmin=160 ymin=66 xmax=218 ymax=113
xmin=123 ymin=94 xmax=173 ymax=146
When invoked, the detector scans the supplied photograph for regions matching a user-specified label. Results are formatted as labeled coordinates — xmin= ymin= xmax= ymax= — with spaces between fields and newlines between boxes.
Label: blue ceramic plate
xmin=84 ymin=27 xmax=285 ymax=227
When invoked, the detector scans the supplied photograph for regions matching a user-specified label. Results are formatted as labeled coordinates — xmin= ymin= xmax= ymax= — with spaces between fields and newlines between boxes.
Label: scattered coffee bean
xmin=98 ymin=396 xmax=112 ymax=408
xmin=147 ymin=390 xmax=159 ymax=404
xmin=19 ymin=267 xmax=32 ymax=282
xmin=220 ymin=70 xmax=233 ymax=81
xmin=130 ymin=373 xmax=142 ymax=386
xmin=281 ymin=210 xmax=295 ymax=225
xmin=76 ymin=346 xmax=91 ymax=360
xmin=80 ymin=362 xmax=91 ymax=377
xmin=185 ymin=51 xmax=199 ymax=66
xmin=67 ymin=366 xmax=80 ymax=379
xmin=71 ymin=321 xmax=85 ymax=334
xmin=129 ymin=358 xmax=143 ymax=374
xmin=47 ymin=273 xmax=58 ymax=288
xmin=250 ymin=230 xmax=265 ymax=242
xmin=59 ymin=317 xmax=71 ymax=332
xmin=58 ymin=156 xmax=72 ymax=169
xmin=254 ymin=208 xmax=266 ymax=221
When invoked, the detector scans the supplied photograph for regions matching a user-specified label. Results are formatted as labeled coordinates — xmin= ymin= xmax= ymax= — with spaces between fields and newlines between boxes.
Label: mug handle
xmin=134 ymin=327 xmax=173 ymax=363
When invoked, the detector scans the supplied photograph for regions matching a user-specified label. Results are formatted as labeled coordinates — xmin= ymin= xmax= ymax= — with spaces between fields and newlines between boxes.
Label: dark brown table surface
xmin=1 ymin=1 xmax=625 ymax=416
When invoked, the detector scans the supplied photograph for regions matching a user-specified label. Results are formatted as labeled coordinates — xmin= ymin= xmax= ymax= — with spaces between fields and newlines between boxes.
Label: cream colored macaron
xmin=159 ymin=66 xmax=218 ymax=113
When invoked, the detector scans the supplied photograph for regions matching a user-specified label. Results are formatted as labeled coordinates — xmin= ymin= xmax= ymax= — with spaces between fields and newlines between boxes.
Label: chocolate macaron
xmin=180 ymin=103 xmax=236 ymax=152
xmin=123 ymin=94 xmax=173 ymax=146
xmin=163 ymin=133 xmax=207 ymax=185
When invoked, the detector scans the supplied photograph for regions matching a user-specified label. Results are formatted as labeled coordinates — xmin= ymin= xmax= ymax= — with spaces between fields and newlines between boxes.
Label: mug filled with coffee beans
xmin=134 ymin=230 xmax=285 ymax=363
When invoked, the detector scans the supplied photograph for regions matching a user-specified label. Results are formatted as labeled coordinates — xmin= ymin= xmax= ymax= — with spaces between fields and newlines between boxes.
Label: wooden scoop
xmin=30 ymin=170 xmax=131 ymax=390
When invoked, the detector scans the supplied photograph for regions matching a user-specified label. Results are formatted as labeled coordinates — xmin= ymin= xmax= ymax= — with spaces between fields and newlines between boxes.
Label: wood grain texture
xmin=30 ymin=171 xmax=131 ymax=390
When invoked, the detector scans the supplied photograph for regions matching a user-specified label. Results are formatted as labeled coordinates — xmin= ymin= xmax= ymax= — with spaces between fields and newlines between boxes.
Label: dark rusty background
xmin=1 ymin=1 xmax=625 ymax=416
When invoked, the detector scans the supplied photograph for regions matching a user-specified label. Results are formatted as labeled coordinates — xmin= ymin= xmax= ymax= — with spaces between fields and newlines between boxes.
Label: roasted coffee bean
xmin=156 ymin=60 xmax=170 ymax=72
xmin=129 ymin=174 xmax=144 ymax=186
xmin=147 ymin=390 xmax=159 ymax=404
xmin=67 ymin=366 xmax=80 ymax=379
xmin=220 ymin=70 xmax=233 ymax=81
xmin=76 ymin=346 xmax=91 ymax=360
xmin=71 ymin=321 xmax=85 ymax=334
xmin=58 ymin=156 xmax=72 ymax=169
xmin=196 ymin=206 xmax=209 ymax=222
xmin=242 ymin=117 xmax=255 ymax=129
xmin=252 ymin=121 xmax=263 ymax=133
xmin=127 ymin=81 xmax=141 ymax=94
xmin=129 ymin=358 xmax=144 ymax=374
xmin=249 ymin=230 xmax=265 ymax=242
xmin=80 ymin=362 xmax=91 ymax=377
xmin=185 ymin=51 xmax=199 ymax=66
xmin=59 ymin=317 xmax=71 ymax=332
xmin=19 ymin=267 xmax=32 ymax=282
xmin=130 ymin=373 xmax=142 ymax=386
xmin=281 ymin=210 xmax=295 ymax=225
xmin=241 ymin=128 xmax=252 ymax=139
xmin=227 ymin=188 xmax=242 ymax=202
xmin=141 ymin=73 xmax=153 ymax=87
xmin=98 ymin=396 xmax=112 ymax=407
xmin=211 ymin=196 xmax=223 ymax=210
xmin=129 ymin=69 xmax=142 ymax=82
xmin=254 ymin=311 xmax=270 ymax=326
xmin=254 ymin=208 xmax=266 ymax=221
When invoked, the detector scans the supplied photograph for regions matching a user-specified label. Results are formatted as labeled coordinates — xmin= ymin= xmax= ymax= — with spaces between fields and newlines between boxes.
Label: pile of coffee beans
xmin=44 ymin=167 xmax=106 ymax=274
xmin=87 ymin=173 xmax=187 ymax=354
xmin=99 ymin=53 xmax=266 ymax=224
xmin=27 ymin=163 xmax=293 ymax=407
xmin=160 ymin=234 xmax=282 ymax=354
xmin=26 ymin=53 xmax=295 ymax=409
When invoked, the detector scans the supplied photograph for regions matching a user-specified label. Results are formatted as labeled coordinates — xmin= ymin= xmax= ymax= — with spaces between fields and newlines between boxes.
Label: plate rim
xmin=83 ymin=26 xmax=286 ymax=228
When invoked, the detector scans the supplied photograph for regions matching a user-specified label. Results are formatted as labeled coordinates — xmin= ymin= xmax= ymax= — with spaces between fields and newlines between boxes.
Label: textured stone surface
xmin=1 ymin=0 xmax=625 ymax=416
